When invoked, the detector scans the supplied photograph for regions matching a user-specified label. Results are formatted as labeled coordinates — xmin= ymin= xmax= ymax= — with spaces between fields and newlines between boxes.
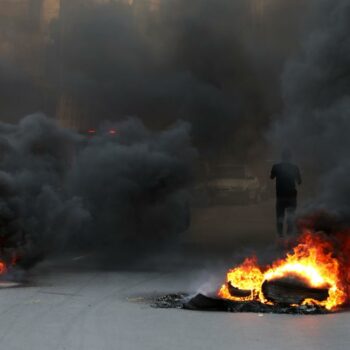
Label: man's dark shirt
xmin=270 ymin=162 xmax=302 ymax=198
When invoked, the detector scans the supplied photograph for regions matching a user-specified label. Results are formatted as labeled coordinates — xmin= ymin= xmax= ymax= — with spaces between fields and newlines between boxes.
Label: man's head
xmin=281 ymin=148 xmax=292 ymax=162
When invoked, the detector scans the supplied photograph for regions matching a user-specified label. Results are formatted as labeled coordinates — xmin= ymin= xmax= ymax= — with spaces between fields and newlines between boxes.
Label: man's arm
xmin=270 ymin=165 xmax=276 ymax=180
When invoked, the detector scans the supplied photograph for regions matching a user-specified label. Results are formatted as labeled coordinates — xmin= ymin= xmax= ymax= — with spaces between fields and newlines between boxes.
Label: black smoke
xmin=52 ymin=0 xmax=309 ymax=157
xmin=271 ymin=0 xmax=350 ymax=221
xmin=0 ymin=114 xmax=195 ymax=261
xmin=0 ymin=0 xmax=310 ymax=160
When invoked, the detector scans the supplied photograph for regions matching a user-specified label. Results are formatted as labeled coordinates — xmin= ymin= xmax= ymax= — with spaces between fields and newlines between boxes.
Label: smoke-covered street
xmin=0 ymin=261 xmax=349 ymax=350
xmin=0 ymin=201 xmax=347 ymax=350
xmin=1 ymin=0 xmax=350 ymax=348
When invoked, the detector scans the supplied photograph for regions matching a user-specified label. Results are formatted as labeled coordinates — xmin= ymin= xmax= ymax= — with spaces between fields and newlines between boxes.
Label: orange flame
xmin=218 ymin=257 xmax=264 ymax=301
xmin=218 ymin=231 xmax=349 ymax=310
xmin=0 ymin=261 xmax=7 ymax=275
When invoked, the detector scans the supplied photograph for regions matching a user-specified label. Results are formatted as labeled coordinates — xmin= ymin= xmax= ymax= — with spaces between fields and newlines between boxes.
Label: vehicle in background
xmin=192 ymin=163 xmax=266 ymax=206
xmin=85 ymin=128 xmax=119 ymax=137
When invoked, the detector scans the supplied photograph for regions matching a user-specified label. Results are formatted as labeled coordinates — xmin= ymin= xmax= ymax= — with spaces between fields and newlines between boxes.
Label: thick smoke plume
xmin=0 ymin=114 xmax=195 ymax=260
xmin=272 ymin=0 xmax=350 ymax=221
xmin=0 ymin=0 xmax=309 ymax=160
xmin=55 ymin=0 xmax=310 ymax=157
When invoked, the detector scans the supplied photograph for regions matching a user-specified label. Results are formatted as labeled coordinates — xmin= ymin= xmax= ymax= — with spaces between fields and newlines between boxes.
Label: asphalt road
xmin=0 ymin=262 xmax=348 ymax=350
xmin=0 ymin=202 xmax=347 ymax=350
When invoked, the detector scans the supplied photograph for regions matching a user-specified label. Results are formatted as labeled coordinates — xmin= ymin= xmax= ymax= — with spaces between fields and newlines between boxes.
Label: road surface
xmin=0 ymin=260 xmax=348 ymax=350
xmin=0 ymin=202 xmax=347 ymax=350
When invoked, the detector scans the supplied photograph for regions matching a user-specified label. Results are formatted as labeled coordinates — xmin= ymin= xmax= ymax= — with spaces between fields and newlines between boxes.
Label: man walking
xmin=270 ymin=149 xmax=302 ymax=237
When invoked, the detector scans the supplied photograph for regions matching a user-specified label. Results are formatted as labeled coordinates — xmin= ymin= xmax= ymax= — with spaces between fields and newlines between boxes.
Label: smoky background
xmin=0 ymin=0 xmax=310 ymax=160
xmin=0 ymin=0 xmax=348 ymax=270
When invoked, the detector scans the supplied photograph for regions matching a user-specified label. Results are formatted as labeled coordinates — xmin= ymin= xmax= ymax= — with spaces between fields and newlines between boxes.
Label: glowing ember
xmin=218 ymin=231 xmax=350 ymax=310
xmin=0 ymin=261 xmax=7 ymax=275
xmin=108 ymin=128 xmax=118 ymax=135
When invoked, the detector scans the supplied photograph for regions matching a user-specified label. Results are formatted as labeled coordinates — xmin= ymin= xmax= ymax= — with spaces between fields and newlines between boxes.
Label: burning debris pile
xmin=218 ymin=231 xmax=349 ymax=311
xmin=152 ymin=292 xmax=329 ymax=315
xmin=216 ymin=229 xmax=350 ymax=313
xmin=0 ymin=253 xmax=27 ymax=287
xmin=153 ymin=225 xmax=350 ymax=314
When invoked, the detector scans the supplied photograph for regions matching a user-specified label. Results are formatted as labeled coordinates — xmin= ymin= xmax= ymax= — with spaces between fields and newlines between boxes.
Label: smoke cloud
xmin=1 ymin=0 xmax=309 ymax=160
xmin=271 ymin=0 xmax=350 ymax=220
xmin=57 ymin=0 xmax=310 ymax=157
xmin=0 ymin=114 xmax=195 ymax=261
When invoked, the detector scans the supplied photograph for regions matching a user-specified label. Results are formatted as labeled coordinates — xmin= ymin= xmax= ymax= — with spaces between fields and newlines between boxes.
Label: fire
xmin=218 ymin=257 xmax=264 ymax=301
xmin=0 ymin=261 xmax=7 ymax=275
xmin=218 ymin=231 xmax=350 ymax=310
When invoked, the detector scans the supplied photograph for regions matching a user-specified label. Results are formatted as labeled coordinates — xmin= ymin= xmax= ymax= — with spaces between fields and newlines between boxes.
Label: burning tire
xmin=217 ymin=232 xmax=349 ymax=311
xmin=261 ymin=277 xmax=329 ymax=305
